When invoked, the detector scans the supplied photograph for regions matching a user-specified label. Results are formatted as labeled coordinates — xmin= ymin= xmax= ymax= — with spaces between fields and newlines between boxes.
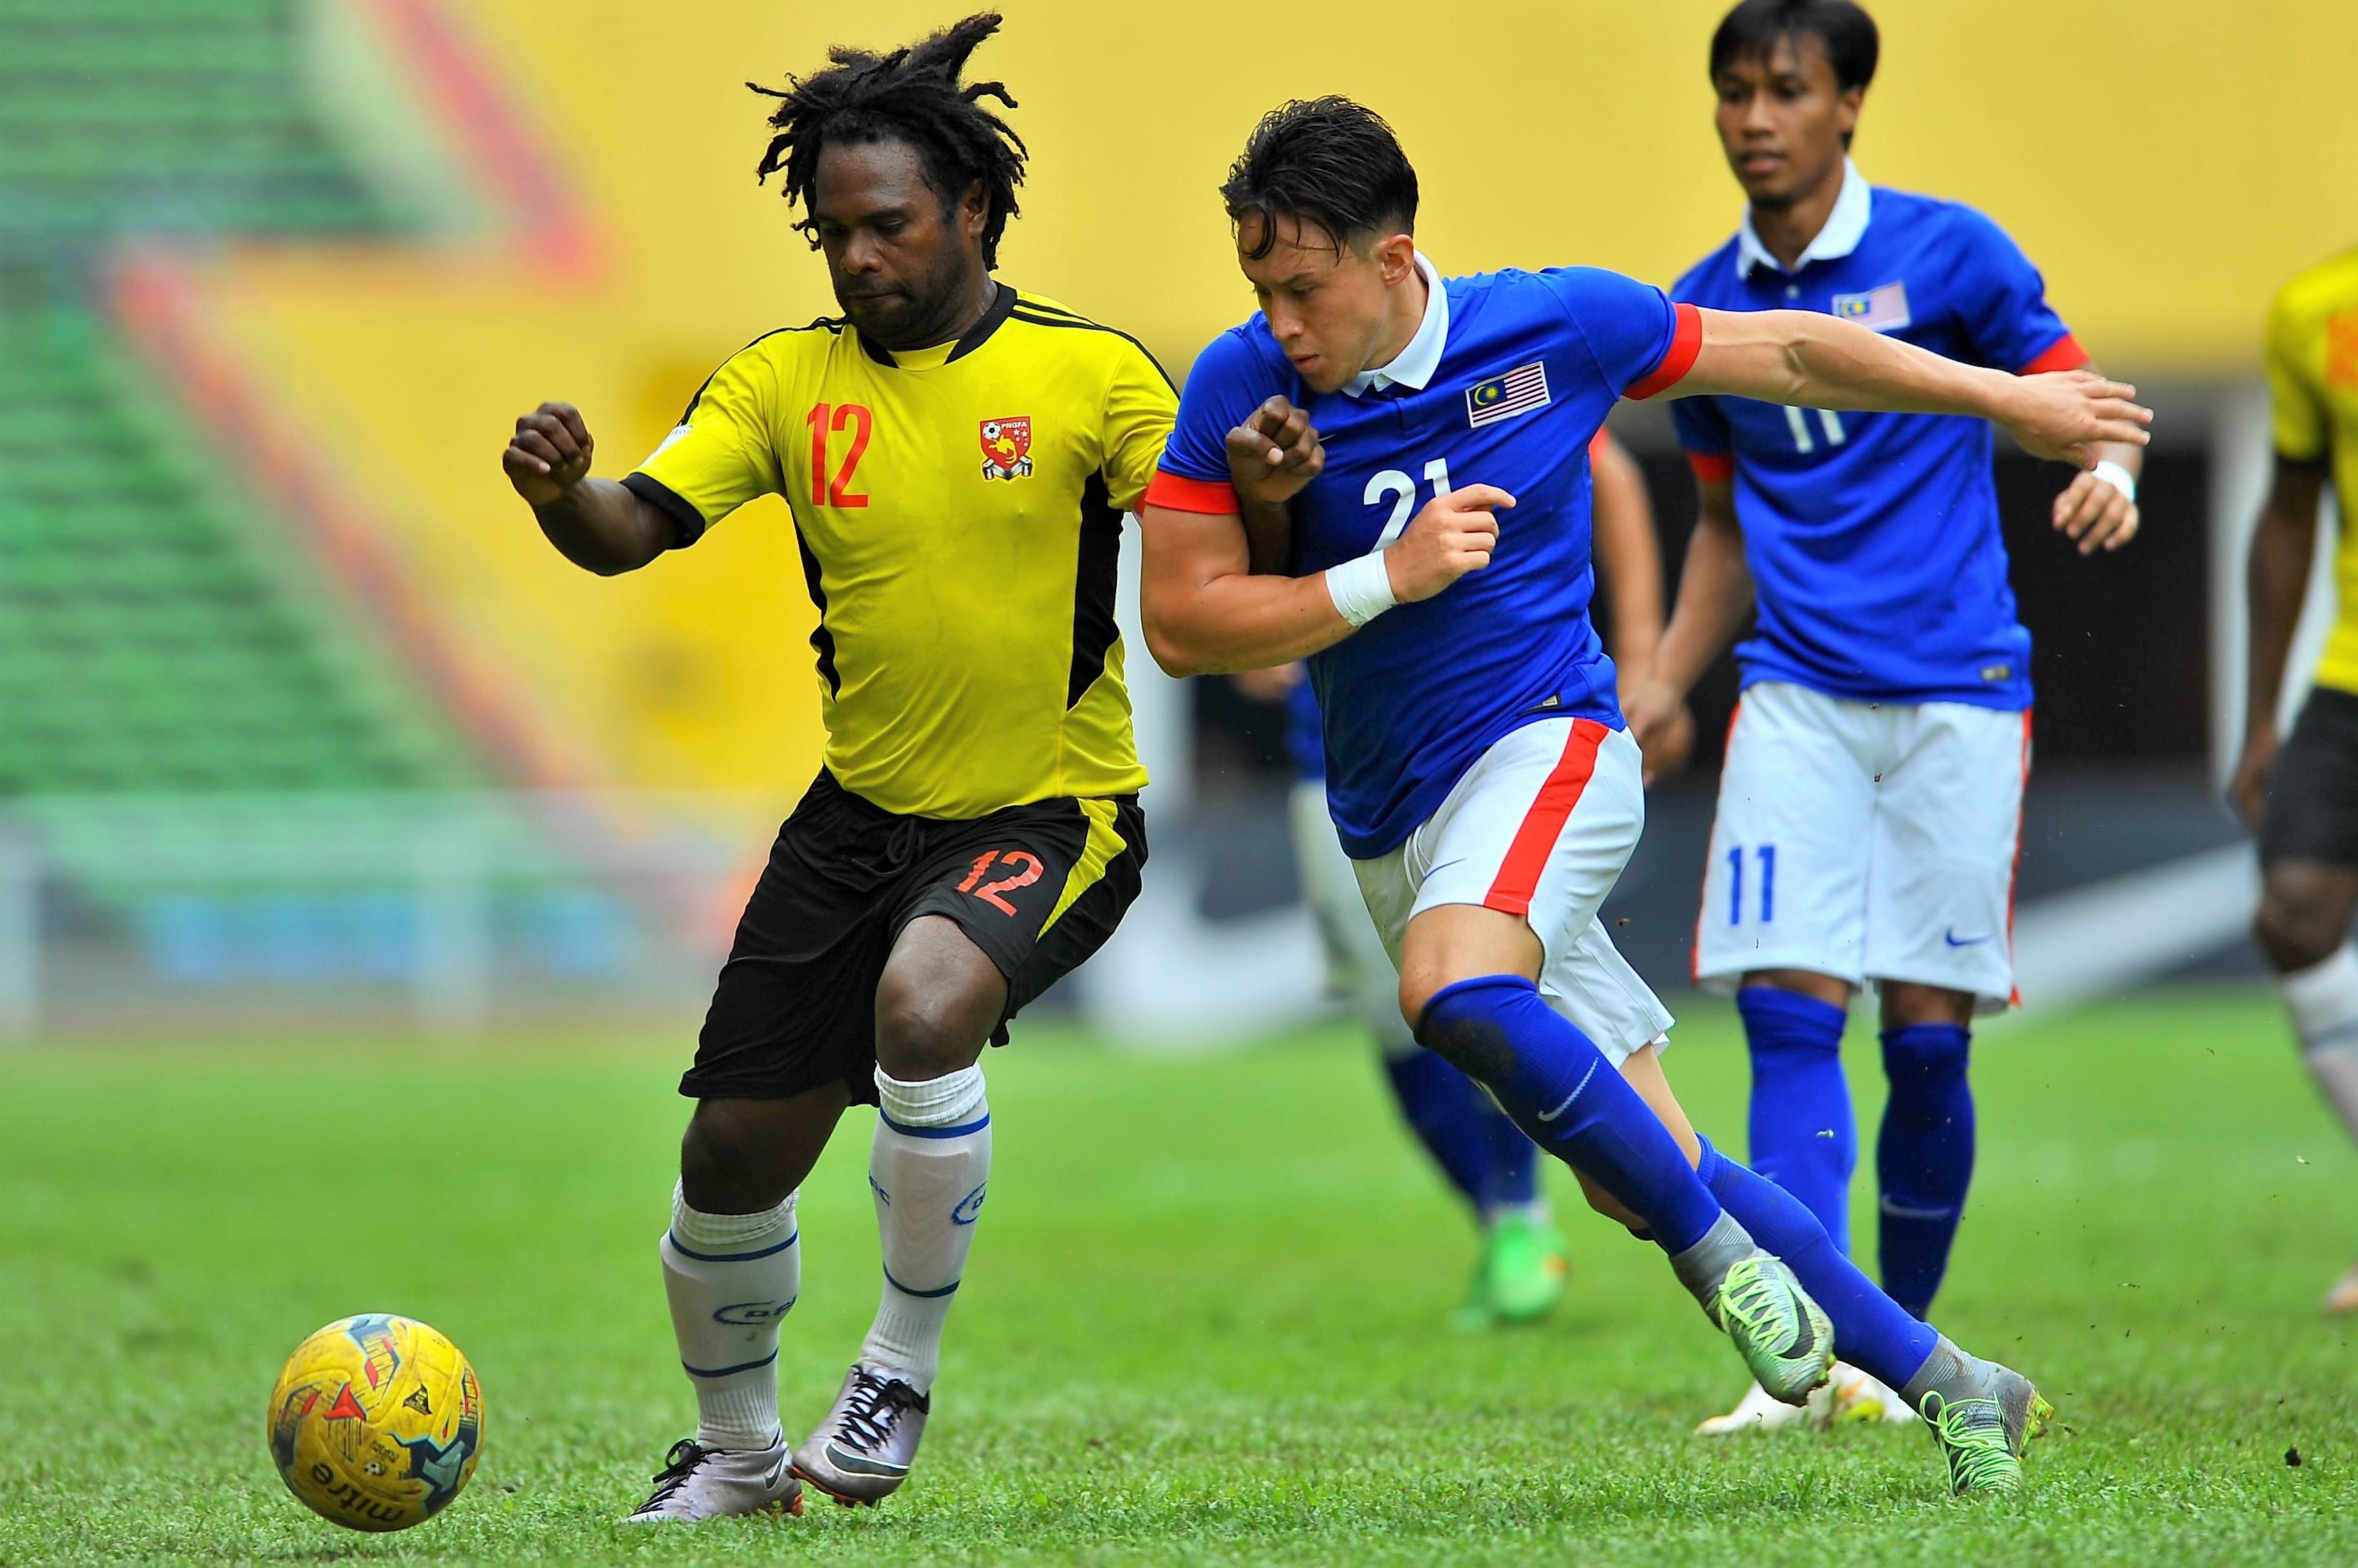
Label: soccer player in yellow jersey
xmin=499 ymin=15 xmax=1172 ymax=1519
xmin=2233 ymin=245 xmax=2358 ymax=1314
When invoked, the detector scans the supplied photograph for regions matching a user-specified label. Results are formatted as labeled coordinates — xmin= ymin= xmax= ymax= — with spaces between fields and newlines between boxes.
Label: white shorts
xmin=1289 ymin=779 xmax=1415 ymax=1052
xmin=1693 ymin=681 xmax=2031 ymax=1010
xmin=1350 ymin=718 xmax=1674 ymax=1067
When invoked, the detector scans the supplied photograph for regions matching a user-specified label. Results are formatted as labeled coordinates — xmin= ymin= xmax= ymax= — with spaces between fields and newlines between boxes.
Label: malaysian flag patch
xmin=1832 ymin=281 xmax=1911 ymax=333
xmin=1466 ymin=361 xmax=1550 ymax=428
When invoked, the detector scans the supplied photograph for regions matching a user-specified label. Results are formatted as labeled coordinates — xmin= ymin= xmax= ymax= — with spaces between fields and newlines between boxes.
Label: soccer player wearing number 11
xmin=1619 ymin=0 xmax=2147 ymax=1434
xmin=1140 ymin=98 xmax=2148 ymax=1495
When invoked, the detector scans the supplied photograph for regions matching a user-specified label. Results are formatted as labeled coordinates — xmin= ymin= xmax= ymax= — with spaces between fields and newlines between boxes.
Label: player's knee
xmin=2255 ymin=873 xmax=2352 ymax=972
xmin=1395 ymin=969 xmax=1445 ymax=1042
xmin=679 ymin=1103 xmax=789 ymax=1212
xmin=873 ymin=968 xmax=992 ymax=1081
xmin=1879 ymin=981 xmax=1975 ymax=1031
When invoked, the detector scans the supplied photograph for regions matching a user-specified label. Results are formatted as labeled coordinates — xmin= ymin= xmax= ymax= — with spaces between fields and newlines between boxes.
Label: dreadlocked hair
xmin=749 ymin=12 xmax=1027 ymax=269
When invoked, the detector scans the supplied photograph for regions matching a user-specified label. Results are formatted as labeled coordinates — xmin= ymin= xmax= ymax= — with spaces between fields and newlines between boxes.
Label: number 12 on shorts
xmin=1725 ymin=843 xmax=1775 ymax=924
xmin=958 ymin=849 xmax=1044 ymax=916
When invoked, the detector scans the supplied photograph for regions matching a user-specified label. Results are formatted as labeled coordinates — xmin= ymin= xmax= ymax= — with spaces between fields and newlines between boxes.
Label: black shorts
xmin=681 ymin=771 xmax=1147 ymax=1106
xmin=2260 ymin=687 xmax=2358 ymax=867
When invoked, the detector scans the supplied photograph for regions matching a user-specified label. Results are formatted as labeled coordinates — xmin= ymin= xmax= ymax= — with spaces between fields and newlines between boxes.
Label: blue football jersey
xmin=1282 ymin=675 xmax=1325 ymax=783
xmin=1670 ymin=176 xmax=2083 ymax=711
xmin=1159 ymin=264 xmax=1695 ymax=859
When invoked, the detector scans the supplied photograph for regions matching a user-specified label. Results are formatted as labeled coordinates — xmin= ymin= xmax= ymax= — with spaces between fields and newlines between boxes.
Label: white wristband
xmin=2091 ymin=459 xmax=2137 ymax=503
xmin=1324 ymin=551 xmax=1397 ymax=628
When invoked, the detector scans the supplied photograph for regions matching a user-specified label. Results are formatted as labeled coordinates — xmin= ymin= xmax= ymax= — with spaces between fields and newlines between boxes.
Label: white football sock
xmin=2283 ymin=944 xmax=2358 ymax=1144
xmin=859 ymin=1063 xmax=991 ymax=1394
xmin=660 ymin=1182 xmax=797 ymax=1450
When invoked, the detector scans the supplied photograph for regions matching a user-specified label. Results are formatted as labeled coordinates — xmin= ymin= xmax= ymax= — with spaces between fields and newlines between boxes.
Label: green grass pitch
xmin=3 ymin=991 xmax=2357 ymax=1565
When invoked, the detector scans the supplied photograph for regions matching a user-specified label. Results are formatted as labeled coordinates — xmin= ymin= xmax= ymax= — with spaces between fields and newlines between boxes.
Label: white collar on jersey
xmin=1343 ymin=250 xmax=1448 ymax=397
xmin=1736 ymin=158 xmax=1872 ymax=278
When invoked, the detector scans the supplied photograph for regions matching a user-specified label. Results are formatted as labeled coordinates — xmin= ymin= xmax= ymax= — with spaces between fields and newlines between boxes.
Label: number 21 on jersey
xmin=1364 ymin=458 xmax=1452 ymax=545
xmin=805 ymin=402 xmax=871 ymax=508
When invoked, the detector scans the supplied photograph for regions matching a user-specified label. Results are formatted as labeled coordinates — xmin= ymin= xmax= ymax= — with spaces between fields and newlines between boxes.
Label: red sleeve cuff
xmin=1624 ymin=302 xmax=1704 ymax=401
xmin=2016 ymin=333 xmax=2090 ymax=376
xmin=1587 ymin=428 xmax=1613 ymax=462
xmin=1143 ymin=469 xmax=1240 ymax=514
xmin=1686 ymin=451 xmax=1735 ymax=483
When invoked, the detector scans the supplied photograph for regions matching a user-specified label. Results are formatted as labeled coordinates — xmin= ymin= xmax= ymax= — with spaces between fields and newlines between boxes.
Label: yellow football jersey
xmin=626 ymin=285 xmax=1172 ymax=818
xmin=2266 ymin=247 xmax=2358 ymax=694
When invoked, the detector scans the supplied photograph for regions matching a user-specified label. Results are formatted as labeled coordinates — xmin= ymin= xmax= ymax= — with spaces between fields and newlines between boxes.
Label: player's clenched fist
xmin=1386 ymin=485 xmax=1514 ymax=603
xmin=503 ymin=401 xmax=596 ymax=507
xmin=1225 ymin=396 xmax=1325 ymax=505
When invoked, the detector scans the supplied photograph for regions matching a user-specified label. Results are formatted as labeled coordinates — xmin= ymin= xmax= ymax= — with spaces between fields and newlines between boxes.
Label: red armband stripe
xmin=1624 ymin=302 xmax=1704 ymax=401
xmin=1686 ymin=451 xmax=1735 ymax=483
xmin=2016 ymin=334 xmax=2090 ymax=376
xmin=1143 ymin=469 xmax=1240 ymax=515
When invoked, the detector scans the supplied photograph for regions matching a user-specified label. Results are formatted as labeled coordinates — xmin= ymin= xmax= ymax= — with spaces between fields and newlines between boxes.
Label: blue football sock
xmin=1379 ymin=1048 xmax=1534 ymax=1217
xmin=1737 ymin=986 xmax=1857 ymax=1253
xmin=1418 ymin=975 xmax=1719 ymax=1254
xmin=1877 ymin=1023 xmax=1975 ymax=1319
xmin=1482 ymin=1094 xmax=1540 ymax=1212
xmin=1695 ymin=1136 xmax=1938 ymax=1393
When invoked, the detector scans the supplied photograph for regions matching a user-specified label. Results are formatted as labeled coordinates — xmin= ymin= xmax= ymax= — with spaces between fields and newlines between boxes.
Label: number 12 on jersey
xmin=804 ymin=402 xmax=872 ymax=508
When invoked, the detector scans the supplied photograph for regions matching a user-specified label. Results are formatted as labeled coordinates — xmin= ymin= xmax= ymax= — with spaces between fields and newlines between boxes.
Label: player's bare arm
xmin=1625 ymin=473 xmax=1752 ymax=763
xmin=2232 ymin=456 xmax=2335 ymax=826
xmin=1590 ymin=434 xmax=1663 ymax=677
xmin=1589 ymin=433 xmax=1693 ymax=778
xmin=1228 ymin=396 xmax=1323 ymax=574
xmin=501 ymin=401 xmax=674 ymax=576
xmin=1140 ymin=481 xmax=1512 ymax=677
xmin=1679 ymin=307 xmax=2153 ymax=467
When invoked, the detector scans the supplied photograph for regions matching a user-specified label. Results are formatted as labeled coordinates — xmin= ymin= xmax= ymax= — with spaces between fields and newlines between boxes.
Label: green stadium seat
xmin=0 ymin=0 xmax=471 ymax=799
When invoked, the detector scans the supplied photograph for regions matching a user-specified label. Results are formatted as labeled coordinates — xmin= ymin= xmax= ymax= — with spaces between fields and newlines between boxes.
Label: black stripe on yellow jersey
xmin=624 ymin=282 xmax=1175 ymax=819
xmin=2267 ymin=247 xmax=2358 ymax=694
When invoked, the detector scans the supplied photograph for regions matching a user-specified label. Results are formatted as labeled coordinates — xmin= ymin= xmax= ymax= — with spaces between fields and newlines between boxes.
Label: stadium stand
xmin=0 ymin=0 xmax=473 ymax=794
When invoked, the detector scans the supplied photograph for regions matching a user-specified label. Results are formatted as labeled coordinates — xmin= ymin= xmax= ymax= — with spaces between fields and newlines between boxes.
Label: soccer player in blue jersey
xmin=1138 ymin=97 xmax=2147 ymax=1494
xmin=1614 ymin=0 xmax=2147 ymax=1433
xmin=1236 ymin=431 xmax=1681 ymax=1330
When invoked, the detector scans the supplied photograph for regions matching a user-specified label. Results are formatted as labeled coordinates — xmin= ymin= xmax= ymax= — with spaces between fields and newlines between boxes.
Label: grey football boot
xmin=1709 ymin=1254 xmax=1836 ymax=1405
xmin=622 ymin=1437 xmax=802 ymax=1522
xmin=791 ymin=1365 xmax=931 ymax=1506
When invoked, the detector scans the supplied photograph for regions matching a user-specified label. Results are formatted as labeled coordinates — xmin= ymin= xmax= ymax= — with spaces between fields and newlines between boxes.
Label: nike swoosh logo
xmin=826 ymin=1440 xmax=910 ymax=1477
xmin=1943 ymin=928 xmax=1994 ymax=947
xmin=1537 ymin=1060 xmax=1598 ymax=1122
xmin=763 ymin=1457 xmax=788 ymax=1488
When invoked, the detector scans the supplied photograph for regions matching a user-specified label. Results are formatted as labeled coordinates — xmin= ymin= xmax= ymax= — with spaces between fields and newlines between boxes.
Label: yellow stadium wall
xmin=190 ymin=0 xmax=2358 ymax=794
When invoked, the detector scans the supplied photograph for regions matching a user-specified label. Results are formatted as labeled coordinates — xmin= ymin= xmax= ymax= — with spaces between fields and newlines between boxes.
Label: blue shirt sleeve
xmin=1540 ymin=267 xmax=1682 ymax=395
xmin=1671 ymin=393 xmax=1732 ymax=458
xmin=1947 ymin=205 xmax=2078 ymax=374
xmin=1162 ymin=326 xmax=1281 ymax=482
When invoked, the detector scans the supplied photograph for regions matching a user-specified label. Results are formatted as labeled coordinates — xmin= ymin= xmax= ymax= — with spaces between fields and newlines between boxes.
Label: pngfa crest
xmin=979 ymin=416 xmax=1033 ymax=480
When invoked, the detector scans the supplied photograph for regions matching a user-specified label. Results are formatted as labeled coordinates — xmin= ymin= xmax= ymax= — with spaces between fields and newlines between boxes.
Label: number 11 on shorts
xmin=1726 ymin=843 xmax=1775 ymax=924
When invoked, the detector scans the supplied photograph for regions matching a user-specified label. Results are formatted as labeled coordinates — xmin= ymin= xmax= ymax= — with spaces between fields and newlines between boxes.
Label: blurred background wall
xmin=1 ymin=0 xmax=2353 ymax=1037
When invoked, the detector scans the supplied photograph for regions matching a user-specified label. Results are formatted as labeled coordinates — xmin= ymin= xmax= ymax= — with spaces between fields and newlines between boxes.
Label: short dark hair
xmin=749 ymin=12 xmax=1027 ymax=269
xmin=1709 ymin=0 xmax=1880 ymax=94
xmin=1220 ymin=97 xmax=1419 ymax=260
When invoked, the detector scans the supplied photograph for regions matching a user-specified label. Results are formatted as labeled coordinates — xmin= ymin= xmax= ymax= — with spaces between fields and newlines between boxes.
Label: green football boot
xmin=1483 ymin=1212 xmax=1570 ymax=1324
xmin=1708 ymin=1255 xmax=1834 ymax=1406
xmin=1920 ymin=1369 xmax=2054 ymax=1496
xmin=1448 ymin=1212 xmax=1571 ymax=1331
